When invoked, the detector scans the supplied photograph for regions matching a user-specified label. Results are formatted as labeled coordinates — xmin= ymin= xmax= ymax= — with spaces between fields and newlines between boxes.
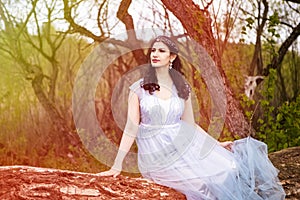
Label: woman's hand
xmin=219 ymin=141 xmax=233 ymax=151
xmin=97 ymin=167 xmax=121 ymax=178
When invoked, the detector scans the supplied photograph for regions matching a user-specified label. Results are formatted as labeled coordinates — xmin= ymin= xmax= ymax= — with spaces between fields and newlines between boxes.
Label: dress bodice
xmin=129 ymin=79 xmax=185 ymax=126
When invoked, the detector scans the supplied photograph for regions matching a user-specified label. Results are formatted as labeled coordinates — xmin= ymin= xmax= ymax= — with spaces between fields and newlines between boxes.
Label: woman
xmin=98 ymin=36 xmax=285 ymax=200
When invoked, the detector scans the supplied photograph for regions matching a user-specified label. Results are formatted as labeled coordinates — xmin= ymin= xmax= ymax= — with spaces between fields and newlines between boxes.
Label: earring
xmin=169 ymin=61 xmax=173 ymax=69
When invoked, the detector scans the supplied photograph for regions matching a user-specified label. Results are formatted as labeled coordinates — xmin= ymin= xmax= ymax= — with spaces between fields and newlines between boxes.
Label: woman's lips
xmin=152 ymin=59 xmax=160 ymax=63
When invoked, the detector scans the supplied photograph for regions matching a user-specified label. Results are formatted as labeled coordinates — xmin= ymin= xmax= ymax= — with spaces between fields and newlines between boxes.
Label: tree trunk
xmin=32 ymin=73 xmax=80 ymax=155
xmin=249 ymin=0 xmax=268 ymax=76
xmin=161 ymin=0 xmax=253 ymax=137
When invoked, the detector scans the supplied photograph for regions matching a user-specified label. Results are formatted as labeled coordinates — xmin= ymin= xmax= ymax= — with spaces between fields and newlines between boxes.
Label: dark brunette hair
xmin=141 ymin=36 xmax=190 ymax=100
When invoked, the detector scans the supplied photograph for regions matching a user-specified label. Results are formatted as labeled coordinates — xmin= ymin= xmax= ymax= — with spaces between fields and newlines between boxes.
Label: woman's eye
xmin=151 ymin=48 xmax=166 ymax=53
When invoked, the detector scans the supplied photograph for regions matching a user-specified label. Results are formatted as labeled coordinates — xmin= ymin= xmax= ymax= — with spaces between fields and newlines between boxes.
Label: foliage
xmin=221 ymin=42 xmax=254 ymax=98
xmin=223 ymin=41 xmax=300 ymax=152
xmin=256 ymin=69 xmax=300 ymax=152
xmin=240 ymin=94 xmax=256 ymax=122
xmin=0 ymin=22 xmax=97 ymax=171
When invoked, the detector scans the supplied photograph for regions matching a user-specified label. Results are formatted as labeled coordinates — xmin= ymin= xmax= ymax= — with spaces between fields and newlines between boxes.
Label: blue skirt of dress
xmin=136 ymin=121 xmax=286 ymax=200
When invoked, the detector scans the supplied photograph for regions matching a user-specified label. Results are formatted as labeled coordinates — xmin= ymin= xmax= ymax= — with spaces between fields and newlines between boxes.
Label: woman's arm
xmin=181 ymin=94 xmax=195 ymax=125
xmin=98 ymin=90 xmax=140 ymax=177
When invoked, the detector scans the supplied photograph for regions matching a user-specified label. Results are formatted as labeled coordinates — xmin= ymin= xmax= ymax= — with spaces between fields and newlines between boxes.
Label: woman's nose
xmin=152 ymin=50 xmax=158 ymax=57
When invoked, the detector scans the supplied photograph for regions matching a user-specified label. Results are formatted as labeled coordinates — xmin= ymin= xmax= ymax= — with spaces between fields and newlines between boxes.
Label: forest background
xmin=0 ymin=0 xmax=299 ymax=173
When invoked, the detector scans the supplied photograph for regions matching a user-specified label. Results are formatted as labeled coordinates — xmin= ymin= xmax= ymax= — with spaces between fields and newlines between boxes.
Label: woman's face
xmin=150 ymin=41 xmax=175 ymax=68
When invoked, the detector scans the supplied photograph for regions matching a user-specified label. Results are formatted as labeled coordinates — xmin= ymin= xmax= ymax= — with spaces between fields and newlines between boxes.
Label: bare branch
xmin=286 ymin=0 xmax=300 ymax=14
xmin=97 ymin=0 xmax=107 ymax=36
xmin=264 ymin=22 xmax=300 ymax=75
xmin=116 ymin=0 xmax=147 ymax=64
xmin=285 ymin=0 xmax=300 ymax=4
xmin=63 ymin=0 xmax=107 ymax=42
xmin=116 ymin=0 xmax=134 ymax=32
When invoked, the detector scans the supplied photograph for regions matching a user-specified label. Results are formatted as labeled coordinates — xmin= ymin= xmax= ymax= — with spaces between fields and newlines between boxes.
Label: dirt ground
xmin=0 ymin=146 xmax=299 ymax=199
xmin=268 ymin=146 xmax=300 ymax=199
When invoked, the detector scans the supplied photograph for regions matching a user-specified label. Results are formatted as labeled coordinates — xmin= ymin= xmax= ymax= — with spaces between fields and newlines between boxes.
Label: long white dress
xmin=130 ymin=79 xmax=286 ymax=200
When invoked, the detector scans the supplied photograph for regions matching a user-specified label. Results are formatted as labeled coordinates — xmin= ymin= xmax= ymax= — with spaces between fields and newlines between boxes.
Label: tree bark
xmin=161 ymin=0 xmax=252 ymax=137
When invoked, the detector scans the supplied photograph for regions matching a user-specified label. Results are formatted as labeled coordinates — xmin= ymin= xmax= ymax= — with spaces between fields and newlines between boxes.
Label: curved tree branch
xmin=264 ymin=22 xmax=300 ymax=75
xmin=285 ymin=0 xmax=300 ymax=3
xmin=97 ymin=0 xmax=107 ymax=36
xmin=116 ymin=0 xmax=147 ymax=65
xmin=63 ymin=0 xmax=107 ymax=42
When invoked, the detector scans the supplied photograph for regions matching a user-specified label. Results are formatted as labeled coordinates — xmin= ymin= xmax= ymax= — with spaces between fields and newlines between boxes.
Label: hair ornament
xmin=155 ymin=36 xmax=179 ymax=53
